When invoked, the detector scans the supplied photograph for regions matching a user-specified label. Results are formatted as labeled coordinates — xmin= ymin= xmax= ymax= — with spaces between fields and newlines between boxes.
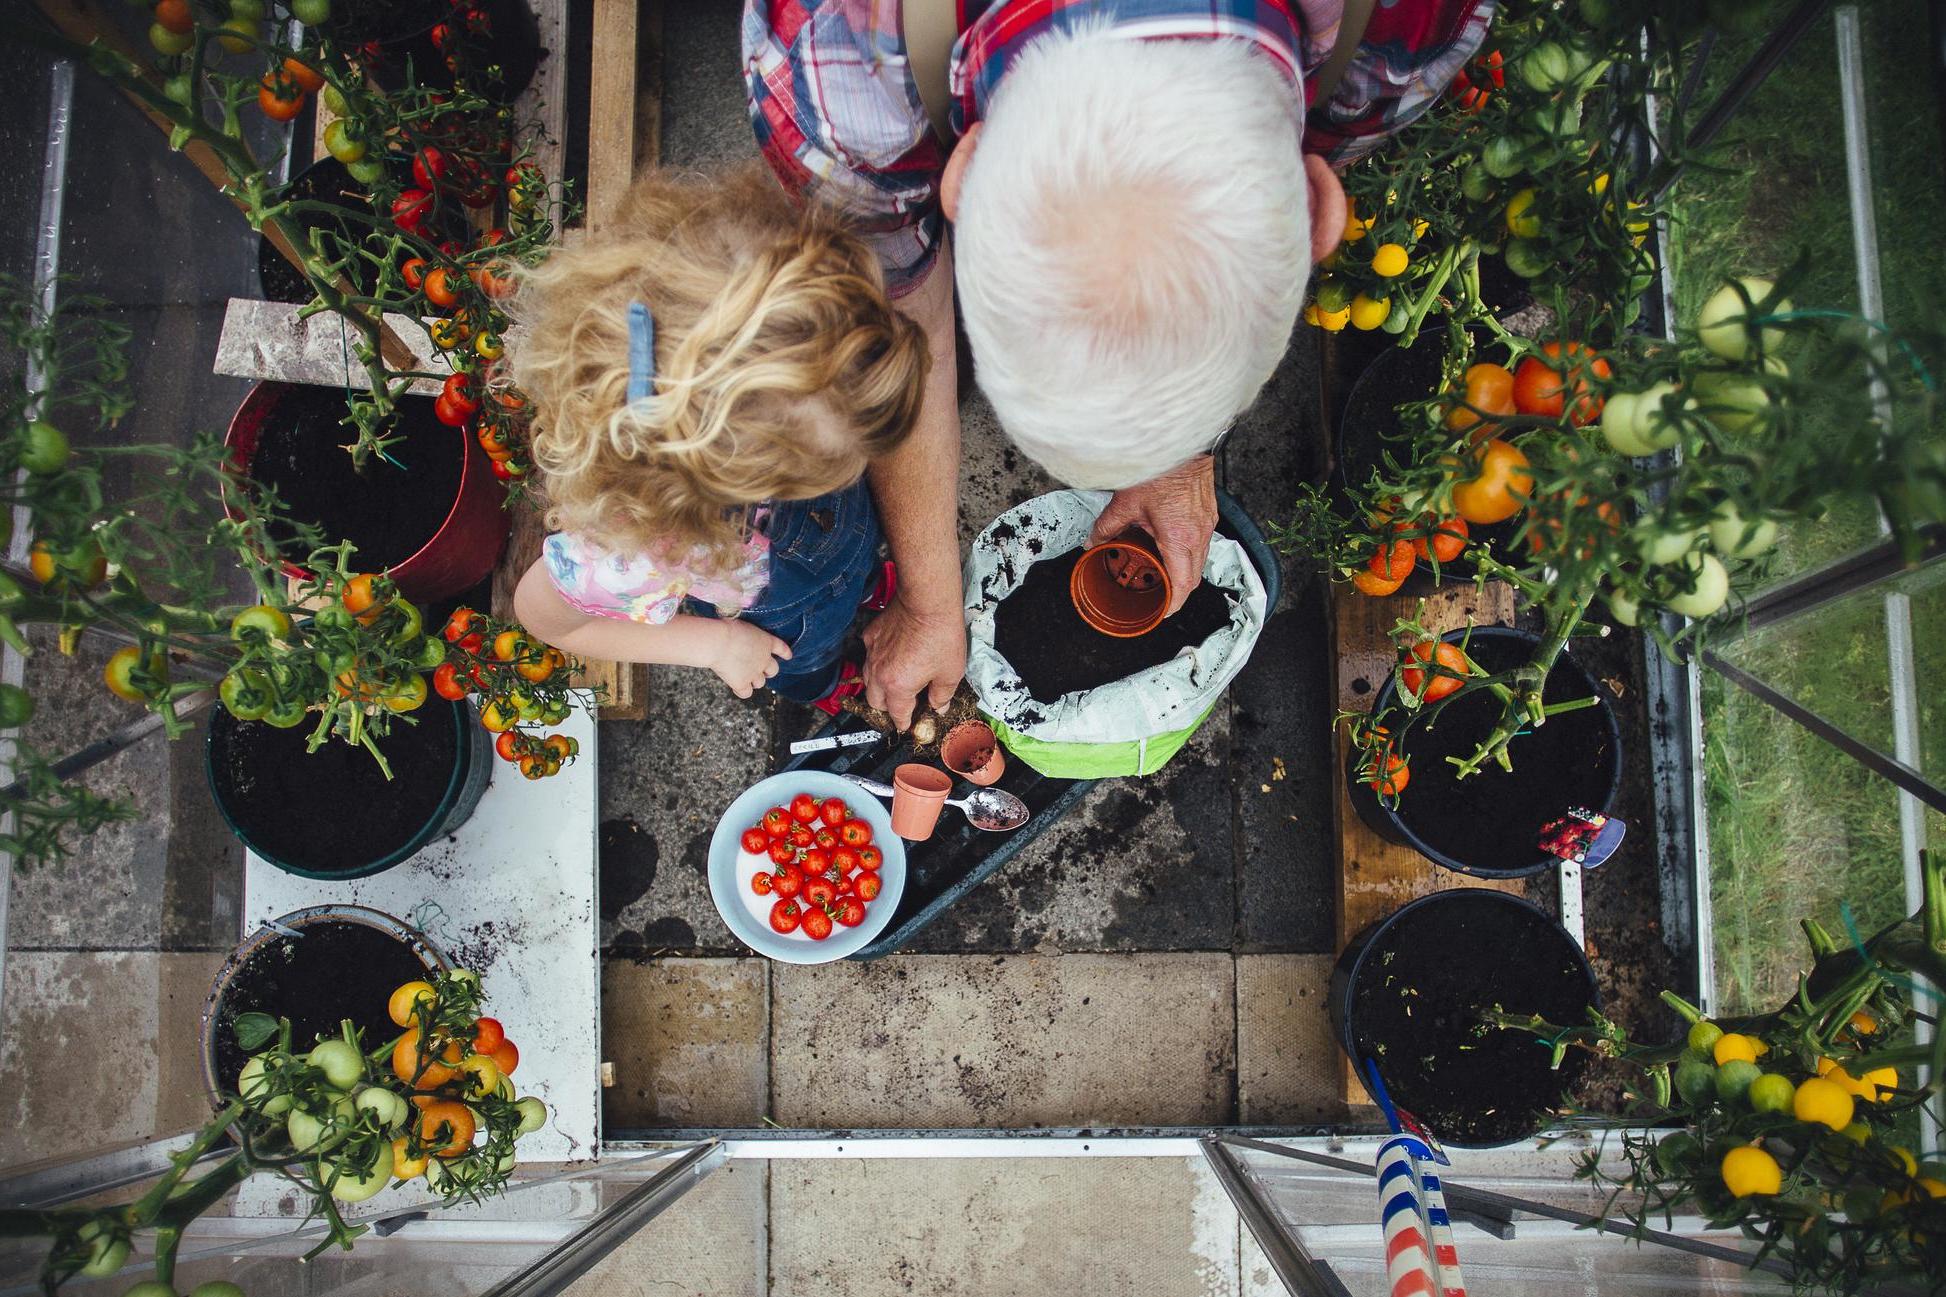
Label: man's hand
xmin=861 ymin=597 xmax=967 ymax=729
xmin=1090 ymin=455 xmax=1219 ymax=614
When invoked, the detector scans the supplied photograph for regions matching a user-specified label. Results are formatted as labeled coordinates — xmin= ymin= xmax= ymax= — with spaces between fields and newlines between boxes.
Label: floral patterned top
xmin=542 ymin=528 xmax=771 ymax=624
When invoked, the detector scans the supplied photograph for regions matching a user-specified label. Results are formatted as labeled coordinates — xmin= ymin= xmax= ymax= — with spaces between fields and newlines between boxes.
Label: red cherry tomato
xmin=834 ymin=897 xmax=866 ymax=927
xmin=801 ymin=908 xmax=833 ymax=940
xmin=762 ymin=807 xmax=791 ymax=838
xmin=412 ymin=147 xmax=449 ymax=192
xmin=434 ymin=391 xmax=471 ymax=428
xmin=788 ymin=824 xmax=815 ymax=848
xmin=772 ymin=866 xmax=804 ymax=898
xmin=441 ymin=372 xmax=480 ymax=415
xmin=431 ymin=662 xmax=468 ymax=700
xmin=391 ymin=189 xmax=434 ymax=231
xmin=858 ymin=845 xmax=882 ymax=871
xmin=740 ymin=827 xmax=769 ymax=855
xmin=766 ymin=840 xmax=796 ymax=867
xmin=789 ymin=792 xmax=819 ymax=823
xmin=819 ymin=798 xmax=849 ymax=827
xmin=839 ymin=820 xmax=872 ymax=848
xmin=494 ymin=731 xmax=524 ymax=762
xmin=854 ymin=870 xmax=882 ymax=901
xmin=750 ymin=872 xmax=773 ymax=897
xmin=813 ymin=827 xmax=839 ymax=851
xmin=401 ymin=258 xmax=429 ymax=292
xmin=831 ymin=847 xmax=860 ymax=874
xmin=804 ymin=877 xmax=838 ymax=909
xmin=769 ymin=900 xmax=802 ymax=934
xmin=800 ymin=848 xmax=832 ymax=876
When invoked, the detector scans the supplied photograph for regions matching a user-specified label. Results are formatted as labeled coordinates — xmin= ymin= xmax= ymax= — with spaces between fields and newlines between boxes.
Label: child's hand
xmin=712 ymin=619 xmax=793 ymax=698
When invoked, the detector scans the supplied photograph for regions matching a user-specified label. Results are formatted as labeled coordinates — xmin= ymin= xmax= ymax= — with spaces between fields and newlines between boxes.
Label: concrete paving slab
xmin=603 ymin=957 xmax=769 ymax=1131
xmin=900 ymin=712 xmax=1237 ymax=953
xmin=958 ymin=387 xmax=1060 ymax=554
xmin=0 ymin=951 xmax=225 ymax=1168
xmin=769 ymin=1156 xmax=1239 ymax=1297
xmin=599 ymin=666 xmax=772 ymax=956
xmin=6 ymin=628 xmax=242 ymax=953
xmin=772 ymin=953 xmax=1235 ymax=1128
xmin=658 ymin=0 xmax=758 ymax=170
xmin=563 ymin=1158 xmax=767 ymax=1297
xmin=1236 ymin=954 xmax=1346 ymax=1126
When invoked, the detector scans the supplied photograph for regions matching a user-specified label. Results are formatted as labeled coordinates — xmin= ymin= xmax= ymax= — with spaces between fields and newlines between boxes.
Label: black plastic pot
xmin=201 ymin=905 xmax=448 ymax=1106
xmin=1345 ymin=627 xmax=1622 ymax=877
xmin=331 ymin=0 xmax=540 ymax=101
xmin=1330 ymin=888 xmax=1599 ymax=1147
xmin=258 ymin=157 xmax=374 ymax=305
xmin=1333 ymin=339 xmax=1521 ymax=591
xmin=206 ymin=697 xmax=491 ymax=880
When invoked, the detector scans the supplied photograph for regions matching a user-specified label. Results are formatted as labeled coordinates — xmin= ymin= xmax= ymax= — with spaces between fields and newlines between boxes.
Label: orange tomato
xmin=423 ymin=267 xmax=461 ymax=309
xmin=1512 ymin=341 xmax=1613 ymax=424
xmin=472 ymin=1016 xmax=506 ymax=1053
xmin=283 ymin=57 xmax=325 ymax=93
xmin=1443 ymin=363 xmax=1516 ymax=441
xmin=491 ymin=1038 xmax=520 ymax=1076
xmin=1400 ymin=641 xmax=1470 ymax=702
xmin=491 ymin=630 xmax=528 ymax=662
xmin=1364 ymin=729 xmax=1410 ymax=797
xmin=154 ymin=0 xmax=193 ymax=33
xmin=341 ymin=572 xmax=383 ymax=623
xmin=391 ymin=1135 xmax=429 ymax=1180
xmin=1367 ymin=533 xmax=1416 ymax=584
xmin=391 ymin=1028 xmax=457 ymax=1089
xmin=1410 ymin=516 xmax=1469 ymax=564
xmin=1448 ymin=440 xmax=1534 ymax=525
xmin=418 ymin=1100 xmax=477 ymax=1158
xmin=257 ymin=73 xmax=305 ymax=122
xmin=1524 ymin=496 xmax=1622 ymax=558
xmin=1350 ymin=569 xmax=1405 ymax=597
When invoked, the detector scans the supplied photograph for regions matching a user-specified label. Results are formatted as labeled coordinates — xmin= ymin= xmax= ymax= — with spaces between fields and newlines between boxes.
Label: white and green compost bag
xmin=965 ymin=490 xmax=1269 ymax=779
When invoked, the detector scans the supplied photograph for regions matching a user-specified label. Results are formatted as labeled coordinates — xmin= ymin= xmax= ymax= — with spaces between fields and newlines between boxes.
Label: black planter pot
xmin=331 ymin=0 xmax=541 ymax=101
xmin=1333 ymin=338 xmax=1523 ymax=592
xmin=201 ymin=905 xmax=448 ymax=1105
xmin=206 ymin=697 xmax=491 ymax=880
xmin=1346 ymin=627 xmax=1623 ymax=878
xmin=1330 ymin=888 xmax=1599 ymax=1148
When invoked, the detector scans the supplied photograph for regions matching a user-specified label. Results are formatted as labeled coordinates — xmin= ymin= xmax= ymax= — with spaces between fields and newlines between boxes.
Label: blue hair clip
xmin=626 ymin=301 xmax=656 ymax=404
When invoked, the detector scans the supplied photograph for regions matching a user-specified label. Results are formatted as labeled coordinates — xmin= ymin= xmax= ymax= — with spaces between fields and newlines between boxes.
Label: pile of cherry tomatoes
xmin=742 ymin=793 xmax=885 ymax=941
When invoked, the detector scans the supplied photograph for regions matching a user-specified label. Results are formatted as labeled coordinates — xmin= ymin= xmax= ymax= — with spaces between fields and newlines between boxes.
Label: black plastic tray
xmin=780 ymin=713 xmax=1094 ymax=960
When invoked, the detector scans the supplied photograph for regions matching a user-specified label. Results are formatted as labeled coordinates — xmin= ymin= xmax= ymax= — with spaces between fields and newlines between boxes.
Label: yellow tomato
xmin=1316 ymin=304 xmax=1351 ymax=332
xmin=1348 ymin=294 xmax=1391 ymax=331
xmin=1720 ymin=1146 xmax=1782 ymax=1198
xmin=388 ymin=980 xmax=436 ymax=1028
xmin=1793 ymin=1076 xmax=1856 ymax=1131
xmin=1711 ymin=1033 xmax=1759 ymax=1066
xmin=1371 ymin=243 xmax=1409 ymax=278
xmin=1505 ymin=188 xmax=1541 ymax=239
xmin=391 ymin=1135 xmax=429 ymax=1181
xmin=1341 ymin=199 xmax=1372 ymax=244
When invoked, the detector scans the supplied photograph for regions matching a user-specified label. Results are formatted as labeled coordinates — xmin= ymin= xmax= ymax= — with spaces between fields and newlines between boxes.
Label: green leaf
xmin=233 ymin=1012 xmax=279 ymax=1051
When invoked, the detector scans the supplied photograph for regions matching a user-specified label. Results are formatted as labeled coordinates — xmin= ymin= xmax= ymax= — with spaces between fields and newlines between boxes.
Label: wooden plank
xmin=1330 ymin=578 xmax=1520 ymax=1107
xmin=585 ymin=0 xmax=641 ymax=224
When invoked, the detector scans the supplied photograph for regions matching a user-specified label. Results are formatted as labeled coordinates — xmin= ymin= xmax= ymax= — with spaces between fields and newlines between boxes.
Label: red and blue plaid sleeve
xmin=742 ymin=0 xmax=952 ymax=297
xmin=1302 ymin=0 xmax=1498 ymax=164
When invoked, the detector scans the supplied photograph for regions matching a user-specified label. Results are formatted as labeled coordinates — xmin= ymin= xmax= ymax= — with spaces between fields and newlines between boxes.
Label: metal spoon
xmin=839 ymin=773 xmax=1030 ymax=832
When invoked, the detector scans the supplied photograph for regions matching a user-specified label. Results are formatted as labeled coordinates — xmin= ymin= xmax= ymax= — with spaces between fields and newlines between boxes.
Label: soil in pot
xmin=208 ymin=702 xmax=460 ymax=876
xmin=258 ymin=158 xmax=372 ymax=305
xmin=325 ymin=0 xmax=448 ymax=43
xmin=210 ymin=920 xmax=431 ymax=1095
xmin=1346 ymin=892 xmax=1594 ymax=1145
xmin=994 ymin=548 xmax=1230 ymax=701
xmin=1391 ymin=632 xmax=1615 ymax=868
xmin=247 ymin=385 xmax=464 ymax=571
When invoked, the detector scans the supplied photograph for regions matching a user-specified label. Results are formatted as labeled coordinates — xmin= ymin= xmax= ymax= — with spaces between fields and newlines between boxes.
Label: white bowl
xmin=706 ymin=770 xmax=906 ymax=963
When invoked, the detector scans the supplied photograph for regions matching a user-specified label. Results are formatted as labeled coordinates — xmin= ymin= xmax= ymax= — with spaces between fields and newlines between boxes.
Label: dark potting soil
xmin=993 ymin=548 xmax=1232 ymax=702
xmin=1346 ymin=891 xmax=1595 ymax=1146
xmin=210 ymin=920 xmax=432 ymax=1095
xmin=249 ymin=385 xmax=464 ymax=571
xmin=1391 ymin=633 xmax=1616 ymax=871
xmin=208 ymin=703 xmax=460 ymax=875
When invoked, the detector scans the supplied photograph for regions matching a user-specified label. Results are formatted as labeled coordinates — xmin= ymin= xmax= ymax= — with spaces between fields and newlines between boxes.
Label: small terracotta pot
xmin=1070 ymin=528 xmax=1171 ymax=637
xmin=890 ymin=763 xmax=954 ymax=840
xmin=941 ymin=720 xmax=1005 ymax=787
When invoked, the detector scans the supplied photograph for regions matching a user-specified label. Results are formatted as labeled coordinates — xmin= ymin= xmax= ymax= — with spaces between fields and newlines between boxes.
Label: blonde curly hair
xmin=508 ymin=166 xmax=928 ymax=574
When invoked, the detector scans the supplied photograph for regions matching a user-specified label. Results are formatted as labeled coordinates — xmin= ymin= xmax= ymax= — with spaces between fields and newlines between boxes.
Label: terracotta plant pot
xmin=1069 ymin=527 xmax=1171 ymax=637
xmin=890 ymin=763 xmax=953 ymax=840
xmin=940 ymin=720 xmax=1005 ymax=786
xmin=223 ymin=381 xmax=509 ymax=604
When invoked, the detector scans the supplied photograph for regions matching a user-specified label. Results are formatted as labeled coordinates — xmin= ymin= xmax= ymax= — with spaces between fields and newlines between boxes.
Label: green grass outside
xmin=1663 ymin=0 xmax=1946 ymax=1012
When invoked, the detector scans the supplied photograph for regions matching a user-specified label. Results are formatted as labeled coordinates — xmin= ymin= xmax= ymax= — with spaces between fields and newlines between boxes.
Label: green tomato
xmin=150 ymin=22 xmax=194 ymax=55
xmin=1578 ymin=0 xmax=1618 ymax=26
xmin=239 ymin=1053 xmax=294 ymax=1117
xmin=215 ymin=15 xmax=258 ymax=54
xmin=76 ymin=1220 xmax=131 ymax=1277
xmin=1482 ymin=135 xmax=1527 ymax=180
xmin=1708 ymin=502 xmax=1779 ymax=558
xmin=447 ymin=968 xmax=482 ymax=996
xmin=1749 ymin=1072 xmax=1795 ymax=1114
xmin=228 ymin=0 xmax=265 ymax=18
xmin=417 ymin=634 xmax=450 ymax=670
xmin=1518 ymin=41 xmax=1573 ymax=93
xmin=264 ymin=697 xmax=310 ymax=729
xmin=1501 ymin=237 xmax=1548 ymax=280
xmin=1666 ymin=552 xmax=1730 ymax=619
xmin=219 ymin=668 xmax=274 ymax=722
xmin=1312 ymin=278 xmax=1350 ymax=314
xmin=1653 ymin=1131 xmax=1699 ymax=1175
xmin=326 ymin=1155 xmax=390 ymax=1203
xmin=1524 ymin=100 xmax=1582 ymax=140
xmin=1697 ymin=277 xmax=1790 ymax=360
xmin=1640 ymin=525 xmax=1705 ymax=568
xmin=1689 ymin=356 xmax=1785 ymax=434
xmin=345 ymin=157 xmax=386 ymax=186
xmin=1604 ymin=588 xmax=1641 ymax=628
xmin=309 ymin=1038 xmax=366 ymax=1090
xmin=1715 ymin=1058 xmax=1761 ymax=1103
xmin=189 ymin=1284 xmax=246 ymax=1297
xmin=515 ymin=1095 xmax=548 ymax=1135
xmin=310 ymin=605 xmax=354 ymax=633
xmin=162 ymin=74 xmax=196 ymax=107
xmin=0 ymin=682 xmax=34 ymax=728
xmin=1626 ymin=381 xmax=1685 ymax=452
xmin=122 ymin=1283 xmax=177 ymax=1297
xmin=1674 ymin=1057 xmax=1715 ymax=1105
xmin=230 ymin=603 xmax=293 ymax=642
xmin=321 ymin=83 xmax=348 ymax=116
xmin=291 ymin=0 xmax=332 ymax=23
xmin=353 ymin=1086 xmax=409 ymax=1132
xmin=321 ymin=119 xmax=365 ymax=164
xmin=1459 ymin=161 xmax=1494 ymax=204
xmin=1598 ymin=391 xmax=1655 ymax=456
xmin=287 ymin=1096 xmax=355 ymax=1153
xmin=1686 ymin=1020 xmax=1724 ymax=1056
xmin=388 ymin=597 xmax=423 ymax=645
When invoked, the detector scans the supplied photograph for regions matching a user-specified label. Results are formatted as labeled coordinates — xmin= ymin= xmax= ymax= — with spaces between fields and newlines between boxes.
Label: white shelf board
xmin=240 ymin=707 xmax=601 ymax=1176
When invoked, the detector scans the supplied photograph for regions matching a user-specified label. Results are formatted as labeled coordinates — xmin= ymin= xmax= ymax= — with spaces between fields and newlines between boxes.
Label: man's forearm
xmin=870 ymin=243 xmax=963 ymax=618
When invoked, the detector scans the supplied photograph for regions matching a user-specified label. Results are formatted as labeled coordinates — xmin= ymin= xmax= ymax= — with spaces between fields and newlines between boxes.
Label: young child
xmin=508 ymin=167 xmax=929 ymax=709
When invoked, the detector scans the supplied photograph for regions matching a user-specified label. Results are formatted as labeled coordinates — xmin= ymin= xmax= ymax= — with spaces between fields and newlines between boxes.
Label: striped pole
xmin=1378 ymin=1136 xmax=1467 ymax=1297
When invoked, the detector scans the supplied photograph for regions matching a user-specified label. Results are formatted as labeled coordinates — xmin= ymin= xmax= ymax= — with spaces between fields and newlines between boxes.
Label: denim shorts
xmin=686 ymin=479 xmax=881 ymax=703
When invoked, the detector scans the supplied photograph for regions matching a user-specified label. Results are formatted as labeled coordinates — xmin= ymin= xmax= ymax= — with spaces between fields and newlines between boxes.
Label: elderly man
xmin=744 ymin=0 xmax=1496 ymax=726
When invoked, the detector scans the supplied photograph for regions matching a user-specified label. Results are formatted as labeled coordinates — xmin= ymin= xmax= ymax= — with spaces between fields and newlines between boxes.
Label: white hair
xmin=954 ymin=26 xmax=1309 ymax=489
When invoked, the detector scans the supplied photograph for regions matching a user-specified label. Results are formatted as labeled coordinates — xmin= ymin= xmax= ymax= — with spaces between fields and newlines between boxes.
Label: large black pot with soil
xmin=327 ymin=0 xmax=541 ymax=100
xmin=1345 ymin=626 xmax=1622 ymax=878
xmin=206 ymin=697 xmax=491 ymax=880
xmin=1334 ymin=337 xmax=1522 ymax=592
xmin=1331 ymin=888 xmax=1599 ymax=1147
xmin=201 ymin=905 xmax=448 ymax=1105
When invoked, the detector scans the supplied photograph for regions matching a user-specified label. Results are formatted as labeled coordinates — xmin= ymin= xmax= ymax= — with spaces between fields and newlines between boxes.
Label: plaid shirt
xmin=743 ymin=0 xmax=1495 ymax=296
